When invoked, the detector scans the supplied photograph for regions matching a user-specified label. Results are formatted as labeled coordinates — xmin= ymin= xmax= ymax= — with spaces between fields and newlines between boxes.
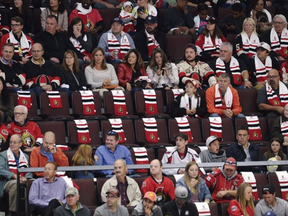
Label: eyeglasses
xmin=106 ymin=196 xmax=116 ymax=199
xmin=225 ymin=161 xmax=236 ymax=165
xmin=32 ymin=50 xmax=43 ymax=53
xmin=107 ymin=131 xmax=117 ymax=135
xmin=14 ymin=112 xmax=25 ymax=116
xmin=267 ymin=75 xmax=279 ymax=79
xmin=11 ymin=24 xmax=21 ymax=27
xmin=224 ymin=169 xmax=234 ymax=172
xmin=273 ymin=21 xmax=285 ymax=25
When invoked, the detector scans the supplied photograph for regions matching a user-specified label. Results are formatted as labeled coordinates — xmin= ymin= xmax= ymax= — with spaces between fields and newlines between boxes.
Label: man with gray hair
xmin=209 ymin=42 xmax=252 ymax=89
xmin=206 ymin=73 xmax=244 ymax=118
xmin=262 ymin=14 xmax=288 ymax=61
xmin=100 ymin=159 xmax=141 ymax=207
xmin=7 ymin=105 xmax=43 ymax=152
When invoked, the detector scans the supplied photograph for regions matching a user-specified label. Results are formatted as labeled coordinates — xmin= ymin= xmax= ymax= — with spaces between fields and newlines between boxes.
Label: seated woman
xmin=117 ymin=49 xmax=150 ymax=92
xmin=263 ymin=137 xmax=288 ymax=172
xmin=0 ymin=77 xmax=13 ymax=123
xmin=195 ymin=16 xmax=227 ymax=62
xmin=146 ymin=48 xmax=179 ymax=90
xmin=227 ymin=182 xmax=254 ymax=216
xmin=176 ymin=161 xmax=211 ymax=203
xmin=60 ymin=50 xmax=87 ymax=91
xmin=85 ymin=47 xmax=120 ymax=99
xmin=41 ymin=0 xmax=68 ymax=32
xmin=170 ymin=78 xmax=207 ymax=118
xmin=235 ymin=18 xmax=260 ymax=62
xmin=71 ymin=144 xmax=95 ymax=179
xmin=68 ymin=17 xmax=92 ymax=61
xmin=250 ymin=0 xmax=272 ymax=33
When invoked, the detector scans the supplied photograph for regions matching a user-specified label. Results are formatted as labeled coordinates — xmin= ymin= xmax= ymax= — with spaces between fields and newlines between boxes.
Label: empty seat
xmin=221 ymin=202 xmax=230 ymax=216
xmin=254 ymin=173 xmax=268 ymax=200
xmin=218 ymin=7 xmax=231 ymax=20
xmin=37 ymin=121 xmax=67 ymax=145
xmin=209 ymin=203 xmax=219 ymax=216
xmin=267 ymin=172 xmax=282 ymax=198
xmin=96 ymin=177 xmax=109 ymax=206
xmin=237 ymin=89 xmax=263 ymax=116
xmin=167 ymin=35 xmax=193 ymax=62
xmin=73 ymin=179 xmax=97 ymax=209
xmin=98 ymin=9 xmax=121 ymax=32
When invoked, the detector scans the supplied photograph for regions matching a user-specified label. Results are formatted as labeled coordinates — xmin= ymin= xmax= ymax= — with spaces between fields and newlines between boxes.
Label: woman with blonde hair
xmin=235 ymin=18 xmax=260 ymax=61
xmin=176 ymin=161 xmax=211 ymax=203
xmin=228 ymin=182 xmax=254 ymax=216
xmin=71 ymin=144 xmax=95 ymax=179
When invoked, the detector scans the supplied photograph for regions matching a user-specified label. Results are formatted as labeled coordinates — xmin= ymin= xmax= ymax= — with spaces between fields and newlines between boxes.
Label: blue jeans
xmin=210 ymin=113 xmax=245 ymax=118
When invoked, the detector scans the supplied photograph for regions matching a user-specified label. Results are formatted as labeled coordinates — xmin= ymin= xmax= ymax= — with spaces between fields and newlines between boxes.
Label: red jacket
xmin=227 ymin=199 xmax=254 ymax=216
xmin=117 ymin=63 xmax=147 ymax=88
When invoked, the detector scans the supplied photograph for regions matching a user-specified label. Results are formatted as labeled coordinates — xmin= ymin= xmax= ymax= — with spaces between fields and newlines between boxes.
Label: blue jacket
xmin=176 ymin=176 xmax=211 ymax=202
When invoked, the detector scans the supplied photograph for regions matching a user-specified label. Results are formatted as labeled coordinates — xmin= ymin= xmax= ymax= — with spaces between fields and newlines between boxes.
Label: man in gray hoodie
xmin=199 ymin=136 xmax=227 ymax=173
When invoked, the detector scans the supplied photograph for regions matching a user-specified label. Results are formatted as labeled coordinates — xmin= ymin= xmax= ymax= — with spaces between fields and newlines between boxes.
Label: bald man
xmin=30 ymin=131 xmax=68 ymax=177
xmin=257 ymin=69 xmax=288 ymax=118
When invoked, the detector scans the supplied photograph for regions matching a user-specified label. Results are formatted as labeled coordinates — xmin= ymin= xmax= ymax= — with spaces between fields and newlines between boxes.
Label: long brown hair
xmin=184 ymin=161 xmax=200 ymax=194
xmin=62 ymin=50 xmax=79 ymax=73
xmin=149 ymin=48 xmax=169 ymax=70
xmin=202 ymin=24 xmax=223 ymax=38
xmin=90 ymin=47 xmax=107 ymax=70
xmin=72 ymin=144 xmax=94 ymax=167
xmin=122 ymin=49 xmax=144 ymax=70
xmin=236 ymin=182 xmax=254 ymax=214
xmin=264 ymin=137 xmax=284 ymax=159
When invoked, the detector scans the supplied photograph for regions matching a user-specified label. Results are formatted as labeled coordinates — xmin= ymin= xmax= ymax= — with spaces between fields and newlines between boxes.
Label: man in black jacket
xmin=134 ymin=15 xmax=169 ymax=62
xmin=162 ymin=186 xmax=199 ymax=216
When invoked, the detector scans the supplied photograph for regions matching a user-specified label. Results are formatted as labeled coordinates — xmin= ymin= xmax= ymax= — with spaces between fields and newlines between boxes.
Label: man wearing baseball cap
xmin=132 ymin=191 xmax=162 ymax=216
xmin=162 ymin=186 xmax=198 ymax=216
xmin=162 ymin=132 xmax=205 ymax=175
xmin=98 ymin=17 xmax=135 ymax=63
xmin=199 ymin=135 xmax=227 ymax=173
xmin=54 ymin=187 xmax=90 ymax=216
xmin=134 ymin=15 xmax=169 ymax=61
xmin=247 ymin=41 xmax=279 ymax=91
xmin=205 ymin=157 xmax=244 ymax=204
xmin=94 ymin=188 xmax=129 ymax=215
xmin=255 ymin=184 xmax=288 ymax=216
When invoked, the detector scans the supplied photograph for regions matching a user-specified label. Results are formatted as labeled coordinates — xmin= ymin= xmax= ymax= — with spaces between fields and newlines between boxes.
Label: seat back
xmin=167 ymin=35 xmax=193 ymax=62
xmin=96 ymin=178 xmax=108 ymax=205
xmin=209 ymin=203 xmax=219 ymax=216
xmin=129 ymin=148 xmax=155 ymax=164
xmin=238 ymin=89 xmax=261 ymax=115
xmin=221 ymin=202 xmax=230 ymax=216
xmin=267 ymin=173 xmax=282 ymax=198
xmin=254 ymin=173 xmax=268 ymax=200
xmin=73 ymin=179 xmax=97 ymax=207
xmin=98 ymin=9 xmax=121 ymax=32
xmin=37 ymin=121 xmax=67 ymax=145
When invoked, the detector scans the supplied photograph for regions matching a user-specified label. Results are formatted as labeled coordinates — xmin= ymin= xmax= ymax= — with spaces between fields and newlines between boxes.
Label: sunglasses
xmin=107 ymin=131 xmax=117 ymax=135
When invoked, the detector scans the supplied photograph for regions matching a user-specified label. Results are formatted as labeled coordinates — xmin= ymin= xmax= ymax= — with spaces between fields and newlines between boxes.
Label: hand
xmin=110 ymin=50 xmax=118 ymax=59
xmin=144 ymin=206 xmax=152 ymax=216
xmin=244 ymin=80 xmax=253 ymax=89
xmin=275 ymin=106 xmax=284 ymax=114
xmin=105 ymin=2 xmax=115 ymax=8
xmin=190 ymin=178 xmax=198 ymax=188
xmin=139 ymin=12 xmax=148 ymax=19
xmin=178 ymin=26 xmax=189 ymax=33
xmin=276 ymin=155 xmax=281 ymax=161
xmin=56 ymin=27 xmax=65 ymax=32
xmin=204 ymin=1 xmax=210 ymax=5
xmin=48 ymin=144 xmax=57 ymax=154
xmin=227 ymin=25 xmax=236 ymax=30
xmin=83 ymin=56 xmax=91 ymax=63
xmin=204 ymin=199 xmax=210 ymax=203
xmin=212 ymin=167 xmax=218 ymax=171
xmin=88 ymin=28 xmax=98 ymax=35
xmin=156 ymin=69 xmax=162 ymax=76
xmin=20 ymin=177 xmax=27 ymax=184
xmin=284 ymin=136 xmax=288 ymax=143
xmin=216 ymin=190 xmax=227 ymax=198
xmin=126 ymin=82 xmax=132 ymax=91
xmin=28 ymin=33 xmax=34 ymax=37
xmin=21 ymin=57 xmax=30 ymax=63
xmin=50 ymin=57 xmax=60 ymax=64
xmin=130 ymin=16 xmax=136 ymax=21
xmin=73 ymin=27 xmax=82 ymax=38
xmin=94 ymin=155 xmax=99 ymax=161
xmin=223 ymin=109 xmax=233 ymax=118
xmin=163 ymin=67 xmax=169 ymax=76
xmin=266 ymin=0 xmax=272 ymax=6
xmin=178 ymin=169 xmax=185 ymax=174
xmin=278 ymin=56 xmax=285 ymax=61
xmin=45 ymin=84 xmax=53 ymax=91
xmin=103 ymin=79 xmax=110 ymax=86
xmin=165 ymin=86 xmax=170 ymax=90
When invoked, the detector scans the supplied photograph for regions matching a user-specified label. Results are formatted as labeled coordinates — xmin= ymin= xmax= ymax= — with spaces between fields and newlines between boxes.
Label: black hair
xmin=231 ymin=3 xmax=243 ymax=12
xmin=197 ymin=3 xmax=208 ymax=12
xmin=0 ymin=77 xmax=10 ymax=106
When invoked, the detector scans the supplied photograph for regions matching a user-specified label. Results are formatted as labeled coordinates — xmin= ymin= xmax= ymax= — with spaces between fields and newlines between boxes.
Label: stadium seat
xmin=218 ymin=7 xmax=231 ymax=20
xmin=129 ymin=148 xmax=155 ymax=164
xmin=71 ymin=91 xmax=106 ymax=120
xmin=221 ymin=202 xmax=229 ymax=216
xmin=167 ymin=35 xmax=193 ymax=62
xmin=103 ymin=91 xmax=138 ymax=119
xmin=96 ymin=177 xmax=109 ymax=205
xmin=267 ymin=172 xmax=282 ymax=198
xmin=37 ymin=121 xmax=67 ymax=145
xmin=98 ymin=9 xmax=121 ymax=32
xmin=134 ymin=118 xmax=172 ymax=147
xmin=209 ymin=203 xmax=219 ymax=216
xmin=67 ymin=120 xmax=101 ymax=148
xmin=101 ymin=119 xmax=139 ymax=147
xmin=73 ymin=179 xmax=97 ymax=210
xmin=254 ymin=173 xmax=268 ymax=200
xmin=63 ymin=150 xmax=77 ymax=166
xmin=237 ymin=89 xmax=263 ymax=116
xmin=33 ymin=8 xmax=42 ymax=33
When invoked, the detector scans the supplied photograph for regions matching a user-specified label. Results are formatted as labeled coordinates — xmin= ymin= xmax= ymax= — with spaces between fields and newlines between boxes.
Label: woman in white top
xmin=250 ymin=0 xmax=272 ymax=33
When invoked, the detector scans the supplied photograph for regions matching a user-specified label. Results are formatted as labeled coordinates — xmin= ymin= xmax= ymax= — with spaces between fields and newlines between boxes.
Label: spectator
xmin=0 ymin=43 xmax=26 ymax=92
xmin=177 ymin=43 xmax=216 ymax=89
xmin=227 ymin=182 xmax=254 ymax=216
xmin=98 ymin=17 xmax=135 ymax=64
xmin=119 ymin=1 xmax=136 ymax=33
xmin=194 ymin=4 xmax=209 ymax=36
xmin=257 ymin=69 xmax=288 ymax=118
xmin=30 ymin=131 xmax=69 ymax=177
xmin=204 ymin=157 xmax=244 ymax=204
xmin=134 ymin=16 xmax=168 ymax=62
xmin=254 ymin=184 xmax=288 ymax=216
xmin=94 ymin=131 xmax=134 ymax=177
xmin=54 ymin=187 xmax=90 ymax=216
xmin=71 ymin=144 xmax=95 ymax=179
xmin=60 ymin=50 xmax=88 ymax=92
xmin=263 ymin=137 xmax=288 ymax=172
xmin=101 ymin=159 xmax=141 ymax=206
xmin=0 ymin=77 xmax=14 ymax=123
xmin=209 ymin=42 xmax=251 ymax=89
xmin=33 ymin=15 xmax=89 ymax=63
xmin=7 ymin=105 xmax=43 ymax=151
xmin=262 ymin=14 xmax=288 ymax=60
xmin=146 ymin=48 xmax=179 ymax=91
xmin=196 ymin=16 xmax=227 ymax=62
xmin=41 ymin=0 xmax=68 ymax=32
xmin=247 ymin=42 xmax=279 ymax=90
xmin=24 ymin=43 xmax=61 ymax=98
xmin=162 ymin=133 xmax=205 ymax=175
xmin=0 ymin=134 xmax=32 ymax=215
xmin=94 ymin=188 xmax=129 ymax=215
xmin=162 ymin=186 xmax=199 ymax=216
xmin=132 ymin=191 xmax=163 ymax=216
xmin=280 ymin=57 xmax=288 ymax=83
xmin=250 ymin=0 xmax=272 ymax=33
xmin=117 ymin=49 xmax=150 ymax=92
xmin=133 ymin=0 xmax=157 ymax=32
xmin=235 ymin=18 xmax=260 ymax=62
xmin=0 ymin=9 xmax=10 ymax=37
xmin=92 ymin=0 xmax=123 ymax=9
xmin=163 ymin=0 xmax=195 ymax=36
xmin=0 ymin=16 xmax=33 ymax=63
xmin=176 ymin=161 xmax=211 ymax=202
xmin=29 ymin=162 xmax=67 ymax=216
xmin=68 ymin=17 xmax=92 ymax=61
xmin=218 ymin=3 xmax=246 ymax=37
xmin=9 ymin=0 xmax=34 ymax=36
xmin=170 ymin=79 xmax=207 ymax=118
xmin=199 ymin=136 xmax=227 ymax=173
xmin=141 ymin=159 xmax=175 ymax=205
xmin=85 ymin=47 xmax=120 ymax=99
xmin=69 ymin=0 xmax=104 ymax=34
xmin=271 ymin=103 xmax=288 ymax=144
xmin=227 ymin=126 xmax=263 ymax=172
xmin=206 ymin=73 xmax=244 ymax=118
